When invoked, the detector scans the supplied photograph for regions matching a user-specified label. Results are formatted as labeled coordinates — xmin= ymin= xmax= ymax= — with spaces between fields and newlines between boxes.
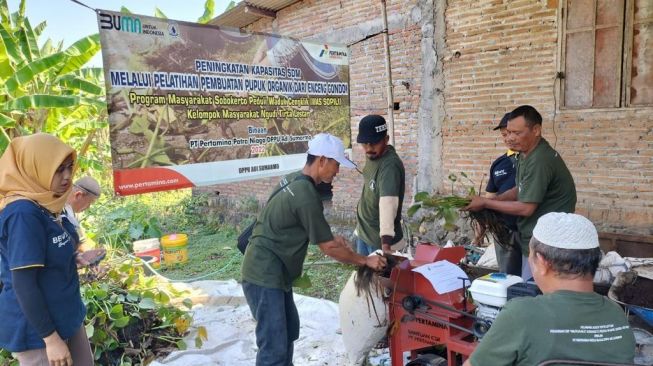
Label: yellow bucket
xmin=160 ymin=233 xmax=188 ymax=265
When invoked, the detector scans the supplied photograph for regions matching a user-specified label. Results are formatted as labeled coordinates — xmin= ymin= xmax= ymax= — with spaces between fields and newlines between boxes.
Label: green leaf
xmin=0 ymin=113 xmax=16 ymax=127
xmin=4 ymin=52 xmax=66 ymax=95
xmin=58 ymin=34 xmax=100 ymax=75
xmin=56 ymin=75 xmax=103 ymax=95
xmin=0 ymin=23 xmax=21 ymax=65
xmin=113 ymin=316 xmax=130 ymax=328
xmin=292 ymin=273 xmax=312 ymax=289
xmin=138 ymin=297 xmax=156 ymax=310
xmin=33 ymin=20 xmax=46 ymax=37
xmin=176 ymin=340 xmax=187 ymax=350
xmin=109 ymin=303 xmax=124 ymax=318
xmin=154 ymin=7 xmax=168 ymax=19
xmin=16 ymin=17 xmax=39 ymax=62
xmin=155 ymin=291 xmax=170 ymax=305
xmin=182 ymin=298 xmax=193 ymax=309
xmin=442 ymin=207 xmax=458 ymax=229
xmin=0 ymin=0 xmax=9 ymax=27
xmin=1 ymin=94 xmax=82 ymax=110
xmin=197 ymin=0 xmax=215 ymax=24
xmin=120 ymin=6 xmax=132 ymax=14
xmin=414 ymin=192 xmax=430 ymax=202
xmin=407 ymin=203 xmax=421 ymax=218
xmin=128 ymin=223 xmax=144 ymax=240
xmin=85 ymin=323 xmax=94 ymax=338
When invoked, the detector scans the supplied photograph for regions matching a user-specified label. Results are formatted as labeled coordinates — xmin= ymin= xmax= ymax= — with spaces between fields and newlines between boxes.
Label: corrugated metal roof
xmin=209 ymin=0 xmax=301 ymax=28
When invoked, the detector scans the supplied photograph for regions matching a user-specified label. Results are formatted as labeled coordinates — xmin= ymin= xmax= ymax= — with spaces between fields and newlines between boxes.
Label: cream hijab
xmin=0 ymin=133 xmax=76 ymax=213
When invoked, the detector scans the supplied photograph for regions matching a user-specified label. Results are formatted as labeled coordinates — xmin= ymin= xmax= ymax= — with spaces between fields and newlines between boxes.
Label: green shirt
xmin=241 ymin=171 xmax=334 ymax=291
xmin=356 ymin=146 xmax=405 ymax=249
xmin=516 ymin=138 xmax=576 ymax=254
xmin=470 ymin=291 xmax=636 ymax=366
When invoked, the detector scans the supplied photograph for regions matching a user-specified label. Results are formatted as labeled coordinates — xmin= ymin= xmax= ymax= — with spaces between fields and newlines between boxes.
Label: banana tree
xmin=0 ymin=0 xmax=108 ymax=175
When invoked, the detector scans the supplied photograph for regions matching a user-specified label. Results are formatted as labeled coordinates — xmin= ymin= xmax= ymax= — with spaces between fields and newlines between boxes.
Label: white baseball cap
xmin=307 ymin=133 xmax=356 ymax=169
xmin=532 ymin=212 xmax=599 ymax=250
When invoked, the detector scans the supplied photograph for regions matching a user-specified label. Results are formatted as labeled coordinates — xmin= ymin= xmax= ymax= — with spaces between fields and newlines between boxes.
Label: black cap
xmin=493 ymin=112 xmax=511 ymax=130
xmin=356 ymin=115 xmax=388 ymax=144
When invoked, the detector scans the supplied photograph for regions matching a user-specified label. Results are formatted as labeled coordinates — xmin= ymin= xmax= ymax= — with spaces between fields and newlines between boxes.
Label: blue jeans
xmin=355 ymin=237 xmax=376 ymax=256
xmin=242 ymin=281 xmax=299 ymax=366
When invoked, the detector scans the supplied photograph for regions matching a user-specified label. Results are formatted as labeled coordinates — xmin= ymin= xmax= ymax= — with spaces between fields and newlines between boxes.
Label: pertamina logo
xmin=319 ymin=44 xmax=347 ymax=59
xmin=99 ymin=13 xmax=142 ymax=33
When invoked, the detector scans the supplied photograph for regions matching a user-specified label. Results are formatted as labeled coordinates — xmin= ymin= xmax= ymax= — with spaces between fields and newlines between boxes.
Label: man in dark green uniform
xmin=464 ymin=212 xmax=636 ymax=366
xmin=241 ymin=133 xmax=387 ymax=366
xmin=466 ymin=105 xmax=576 ymax=279
xmin=355 ymin=115 xmax=405 ymax=255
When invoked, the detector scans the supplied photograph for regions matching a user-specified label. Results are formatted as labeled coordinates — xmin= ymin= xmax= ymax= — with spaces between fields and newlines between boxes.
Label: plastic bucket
xmin=135 ymin=248 xmax=161 ymax=268
xmin=160 ymin=233 xmax=188 ymax=265
xmin=133 ymin=238 xmax=161 ymax=268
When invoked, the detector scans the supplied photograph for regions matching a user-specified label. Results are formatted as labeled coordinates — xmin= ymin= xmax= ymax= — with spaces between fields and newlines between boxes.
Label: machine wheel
xmin=473 ymin=319 xmax=492 ymax=339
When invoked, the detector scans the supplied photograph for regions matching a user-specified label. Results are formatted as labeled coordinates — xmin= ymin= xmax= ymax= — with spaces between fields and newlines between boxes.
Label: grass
xmin=154 ymin=226 xmax=354 ymax=302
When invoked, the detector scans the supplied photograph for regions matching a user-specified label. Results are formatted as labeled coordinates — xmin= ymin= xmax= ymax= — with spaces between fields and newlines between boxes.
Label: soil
xmin=615 ymin=276 xmax=653 ymax=308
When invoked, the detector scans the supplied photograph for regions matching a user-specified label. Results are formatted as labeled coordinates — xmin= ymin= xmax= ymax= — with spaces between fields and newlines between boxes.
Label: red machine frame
xmin=386 ymin=244 xmax=479 ymax=366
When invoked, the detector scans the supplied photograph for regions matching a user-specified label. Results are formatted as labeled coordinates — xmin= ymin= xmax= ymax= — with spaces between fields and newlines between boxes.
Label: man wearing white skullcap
xmin=465 ymin=213 xmax=635 ymax=366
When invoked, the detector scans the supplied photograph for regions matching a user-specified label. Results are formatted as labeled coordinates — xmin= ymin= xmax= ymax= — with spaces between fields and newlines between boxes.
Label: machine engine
xmin=468 ymin=273 xmax=541 ymax=338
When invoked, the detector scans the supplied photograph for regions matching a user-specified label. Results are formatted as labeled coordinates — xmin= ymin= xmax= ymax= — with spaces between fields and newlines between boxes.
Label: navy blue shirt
xmin=0 ymin=200 xmax=85 ymax=352
xmin=486 ymin=152 xmax=518 ymax=230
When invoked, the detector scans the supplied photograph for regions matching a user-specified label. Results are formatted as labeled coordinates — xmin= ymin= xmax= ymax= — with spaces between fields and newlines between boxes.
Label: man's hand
xmin=76 ymin=248 xmax=106 ymax=267
xmin=365 ymin=254 xmax=387 ymax=271
xmin=464 ymin=196 xmax=487 ymax=212
xmin=44 ymin=331 xmax=72 ymax=366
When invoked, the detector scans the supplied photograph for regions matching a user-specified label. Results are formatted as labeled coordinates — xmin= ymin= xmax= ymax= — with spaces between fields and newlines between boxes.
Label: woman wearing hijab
xmin=0 ymin=133 xmax=93 ymax=366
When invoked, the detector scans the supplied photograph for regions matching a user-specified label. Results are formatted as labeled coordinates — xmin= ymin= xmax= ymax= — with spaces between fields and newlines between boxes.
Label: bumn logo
xmin=99 ymin=13 xmax=142 ymax=33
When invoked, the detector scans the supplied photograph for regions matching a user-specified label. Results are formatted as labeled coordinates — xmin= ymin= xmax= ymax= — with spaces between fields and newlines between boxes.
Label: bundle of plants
xmin=80 ymin=257 xmax=207 ymax=365
xmin=463 ymin=209 xmax=515 ymax=250
xmin=351 ymin=253 xmax=404 ymax=325
xmin=409 ymin=189 xmax=515 ymax=250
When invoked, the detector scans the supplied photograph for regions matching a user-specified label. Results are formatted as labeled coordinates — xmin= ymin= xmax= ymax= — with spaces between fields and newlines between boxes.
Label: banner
xmin=97 ymin=10 xmax=351 ymax=195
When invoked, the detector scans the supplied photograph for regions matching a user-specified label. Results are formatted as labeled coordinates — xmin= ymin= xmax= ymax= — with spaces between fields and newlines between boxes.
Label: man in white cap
xmin=63 ymin=176 xmax=101 ymax=249
xmin=241 ymin=133 xmax=387 ymax=366
xmin=464 ymin=212 xmax=635 ymax=366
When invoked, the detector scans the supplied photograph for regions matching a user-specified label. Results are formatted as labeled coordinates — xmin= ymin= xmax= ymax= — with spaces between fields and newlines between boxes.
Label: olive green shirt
xmin=470 ymin=291 xmax=636 ymax=366
xmin=356 ymin=146 xmax=405 ymax=249
xmin=516 ymin=138 xmax=576 ymax=254
xmin=241 ymin=171 xmax=334 ymax=291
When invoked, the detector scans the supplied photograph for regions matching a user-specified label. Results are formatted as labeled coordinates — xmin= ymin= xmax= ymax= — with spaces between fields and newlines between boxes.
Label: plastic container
xmin=469 ymin=273 xmax=523 ymax=308
xmin=133 ymin=238 xmax=161 ymax=268
xmin=160 ymin=233 xmax=188 ymax=265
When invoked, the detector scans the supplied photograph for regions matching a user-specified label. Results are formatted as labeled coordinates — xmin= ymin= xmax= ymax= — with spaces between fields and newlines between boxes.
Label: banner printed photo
xmin=97 ymin=10 xmax=351 ymax=195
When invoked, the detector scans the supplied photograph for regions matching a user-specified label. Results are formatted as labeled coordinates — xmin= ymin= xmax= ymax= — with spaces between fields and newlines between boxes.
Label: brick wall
xmin=199 ymin=0 xmax=424 ymax=216
xmin=443 ymin=0 xmax=652 ymax=234
xmin=200 ymin=0 xmax=652 ymax=236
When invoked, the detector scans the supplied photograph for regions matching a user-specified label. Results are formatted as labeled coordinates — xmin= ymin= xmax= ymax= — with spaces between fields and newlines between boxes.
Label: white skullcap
xmin=532 ymin=212 xmax=599 ymax=250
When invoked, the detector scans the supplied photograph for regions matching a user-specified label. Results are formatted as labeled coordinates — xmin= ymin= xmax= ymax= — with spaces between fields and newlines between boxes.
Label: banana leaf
xmin=0 ymin=0 xmax=9 ymax=26
xmin=0 ymin=112 xmax=15 ymax=127
xmin=4 ymin=52 xmax=65 ymax=95
xmin=58 ymin=34 xmax=100 ymax=75
xmin=154 ymin=7 xmax=168 ymax=19
xmin=197 ymin=0 xmax=215 ymax=24
xmin=56 ymin=75 xmax=103 ymax=95
xmin=0 ymin=23 xmax=21 ymax=65
xmin=16 ymin=17 xmax=39 ymax=62
xmin=0 ymin=94 xmax=96 ymax=110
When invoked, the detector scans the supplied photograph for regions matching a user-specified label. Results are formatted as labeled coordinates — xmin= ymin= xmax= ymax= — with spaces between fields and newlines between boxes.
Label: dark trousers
xmin=242 ymin=281 xmax=299 ymax=366
xmin=495 ymin=230 xmax=522 ymax=276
